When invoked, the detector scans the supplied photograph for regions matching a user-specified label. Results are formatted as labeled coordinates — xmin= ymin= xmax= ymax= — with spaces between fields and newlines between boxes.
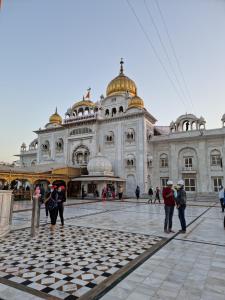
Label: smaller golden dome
xmin=49 ymin=108 xmax=62 ymax=124
xmin=128 ymin=95 xmax=144 ymax=109
xmin=72 ymin=100 xmax=95 ymax=110
xmin=106 ymin=59 xmax=137 ymax=97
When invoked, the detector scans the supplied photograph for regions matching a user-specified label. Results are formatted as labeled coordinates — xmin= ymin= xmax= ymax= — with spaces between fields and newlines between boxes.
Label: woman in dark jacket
xmin=45 ymin=185 xmax=58 ymax=232
xmin=175 ymin=180 xmax=187 ymax=233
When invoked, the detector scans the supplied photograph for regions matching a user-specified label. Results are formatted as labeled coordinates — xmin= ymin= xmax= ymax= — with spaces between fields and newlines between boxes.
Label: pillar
xmin=0 ymin=190 xmax=13 ymax=237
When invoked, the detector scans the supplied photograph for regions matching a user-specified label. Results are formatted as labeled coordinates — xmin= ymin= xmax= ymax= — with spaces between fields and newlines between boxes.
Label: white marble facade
xmin=17 ymin=62 xmax=225 ymax=196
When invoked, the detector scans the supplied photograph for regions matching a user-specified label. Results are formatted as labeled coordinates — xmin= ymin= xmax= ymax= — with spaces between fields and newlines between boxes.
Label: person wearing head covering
xmin=162 ymin=180 xmax=175 ymax=233
xmin=218 ymin=186 xmax=224 ymax=213
xmin=45 ymin=185 xmax=58 ymax=232
xmin=176 ymin=180 xmax=187 ymax=233
xmin=57 ymin=186 xmax=66 ymax=226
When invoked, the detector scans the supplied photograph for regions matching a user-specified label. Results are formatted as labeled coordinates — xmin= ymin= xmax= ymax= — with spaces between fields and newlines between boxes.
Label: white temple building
xmin=16 ymin=60 xmax=225 ymax=197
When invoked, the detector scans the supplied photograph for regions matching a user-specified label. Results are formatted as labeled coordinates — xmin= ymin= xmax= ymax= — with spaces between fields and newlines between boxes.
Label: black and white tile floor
xmin=0 ymin=225 xmax=163 ymax=299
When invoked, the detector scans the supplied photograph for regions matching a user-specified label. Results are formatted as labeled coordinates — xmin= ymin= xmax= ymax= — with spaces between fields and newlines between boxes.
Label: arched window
xmin=105 ymin=109 xmax=109 ymax=116
xmin=56 ymin=138 xmax=64 ymax=153
xmin=160 ymin=153 xmax=168 ymax=168
xmin=31 ymin=160 xmax=37 ymax=166
xmin=41 ymin=140 xmax=50 ymax=153
xmin=146 ymin=130 xmax=152 ymax=142
xmin=192 ymin=122 xmax=197 ymax=130
xmin=147 ymin=155 xmax=153 ymax=168
xmin=72 ymin=145 xmax=90 ymax=166
xmin=112 ymin=107 xmax=117 ymax=117
xmin=210 ymin=149 xmax=222 ymax=167
xmin=183 ymin=120 xmax=190 ymax=131
xmin=72 ymin=110 xmax=78 ymax=117
xmin=126 ymin=154 xmax=136 ymax=167
xmin=126 ymin=128 xmax=135 ymax=142
xmin=105 ymin=131 xmax=114 ymax=143
xmin=84 ymin=107 xmax=89 ymax=115
xmin=78 ymin=108 xmax=84 ymax=116
xmin=29 ymin=139 xmax=38 ymax=150
xmin=119 ymin=106 xmax=124 ymax=113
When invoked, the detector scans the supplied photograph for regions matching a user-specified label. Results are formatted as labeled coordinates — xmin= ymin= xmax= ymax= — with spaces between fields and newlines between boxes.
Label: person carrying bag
xmin=45 ymin=185 xmax=58 ymax=232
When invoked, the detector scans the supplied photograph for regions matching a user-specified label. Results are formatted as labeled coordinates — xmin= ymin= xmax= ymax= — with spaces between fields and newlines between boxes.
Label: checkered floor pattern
xmin=0 ymin=225 xmax=163 ymax=299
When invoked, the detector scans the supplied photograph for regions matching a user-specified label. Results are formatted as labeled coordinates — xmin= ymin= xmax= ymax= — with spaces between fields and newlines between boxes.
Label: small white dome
xmin=87 ymin=152 xmax=113 ymax=176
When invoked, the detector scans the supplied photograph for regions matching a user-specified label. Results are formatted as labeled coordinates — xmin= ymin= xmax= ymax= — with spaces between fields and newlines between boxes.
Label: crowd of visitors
xmin=33 ymin=184 xmax=66 ymax=232
xmin=32 ymin=180 xmax=225 ymax=234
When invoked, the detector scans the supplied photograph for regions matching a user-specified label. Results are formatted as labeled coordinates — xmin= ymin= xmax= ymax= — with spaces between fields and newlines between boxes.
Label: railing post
xmin=0 ymin=190 xmax=13 ymax=237
xmin=30 ymin=195 xmax=41 ymax=237
xmin=9 ymin=193 xmax=14 ymax=225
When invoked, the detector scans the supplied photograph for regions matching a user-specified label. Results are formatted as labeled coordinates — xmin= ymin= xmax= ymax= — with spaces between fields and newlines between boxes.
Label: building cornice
xmin=151 ymin=128 xmax=225 ymax=143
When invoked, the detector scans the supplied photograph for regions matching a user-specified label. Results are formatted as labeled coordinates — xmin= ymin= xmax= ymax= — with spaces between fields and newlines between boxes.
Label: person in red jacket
xmin=162 ymin=180 xmax=176 ymax=233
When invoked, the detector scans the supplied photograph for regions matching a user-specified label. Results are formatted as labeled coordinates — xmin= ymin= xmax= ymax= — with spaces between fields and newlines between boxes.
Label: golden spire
xmin=49 ymin=107 xmax=62 ymax=124
xmin=106 ymin=59 xmax=137 ymax=97
xmin=120 ymin=58 xmax=124 ymax=75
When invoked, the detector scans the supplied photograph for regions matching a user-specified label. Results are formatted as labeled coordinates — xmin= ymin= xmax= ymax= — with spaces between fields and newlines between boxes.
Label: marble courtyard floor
xmin=0 ymin=199 xmax=225 ymax=300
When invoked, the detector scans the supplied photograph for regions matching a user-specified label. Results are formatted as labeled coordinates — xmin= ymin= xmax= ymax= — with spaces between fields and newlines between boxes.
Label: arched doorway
xmin=0 ymin=178 xmax=8 ymax=190
xmin=11 ymin=179 xmax=32 ymax=200
xmin=126 ymin=174 xmax=136 ymax=197
xmin=68 ymin=180 xmax=81 ymax=198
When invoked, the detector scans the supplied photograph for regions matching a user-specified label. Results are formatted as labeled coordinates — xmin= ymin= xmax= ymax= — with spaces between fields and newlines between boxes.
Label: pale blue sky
xmin=0 ymin=0 xmax=225 ymax=162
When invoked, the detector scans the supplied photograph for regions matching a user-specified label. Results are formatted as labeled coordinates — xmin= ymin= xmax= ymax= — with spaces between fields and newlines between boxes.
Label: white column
xmin=0 ymin=191 xmax=13 ymax=237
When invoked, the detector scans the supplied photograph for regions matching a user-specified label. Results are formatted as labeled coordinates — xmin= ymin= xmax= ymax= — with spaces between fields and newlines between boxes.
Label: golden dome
xmin=106 ymin=59 xmax=137 ymax=97
xmin=72 ymin=99 xmax=95 ymax=110
xmin=128 ymin=95 xmax=144 ymax=109
xmin=49 ymin=108 xmax=62 ymax=124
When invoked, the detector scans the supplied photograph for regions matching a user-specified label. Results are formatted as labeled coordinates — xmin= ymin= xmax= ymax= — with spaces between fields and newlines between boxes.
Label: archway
xmin=68 ymin=180 xmax=81 ymax=198
xmin=0 ymin=179 xmax=7 ymax=190
xmin=11 ymin=179 xmax=32 ymax=200
xmin=126 ymin=174 xmax=136 ymax=196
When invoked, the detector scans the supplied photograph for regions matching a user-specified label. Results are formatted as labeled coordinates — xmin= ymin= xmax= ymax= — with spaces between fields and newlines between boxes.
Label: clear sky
xmin=0 ymin=0 xmax=225 ymax=162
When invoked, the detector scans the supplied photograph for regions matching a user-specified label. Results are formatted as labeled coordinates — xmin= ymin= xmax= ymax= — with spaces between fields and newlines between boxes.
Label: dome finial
xmin=120 ymin=58 xmax=124 ymax=75
xmin=55 ymin=107 xmax=58 ymax=114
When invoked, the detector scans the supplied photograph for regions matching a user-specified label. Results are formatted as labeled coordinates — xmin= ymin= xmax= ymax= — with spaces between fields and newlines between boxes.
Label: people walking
xmin=135 ymin=186 xmax=140 ymax=200
xmin=148 ymin=187 xmax=153 ymax=203
xmin=176 ymin=180 xmax=187 ymax=233
xmin=162 ymin=180 xmax=175 ymax=233
xmin=57 ymin=186 xmax=66 ymax=226
xmin=45 ymin=185 xmax=58 ymax=232
xmin=154 ymin=187 xmax=161 ymax=203
xmin=218 ymin=186 xmax=224 ymax=212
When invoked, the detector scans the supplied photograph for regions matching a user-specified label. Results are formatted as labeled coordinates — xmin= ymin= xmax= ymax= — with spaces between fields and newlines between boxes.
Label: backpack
xmin=48 ymin=191 xmax=58 ymax=211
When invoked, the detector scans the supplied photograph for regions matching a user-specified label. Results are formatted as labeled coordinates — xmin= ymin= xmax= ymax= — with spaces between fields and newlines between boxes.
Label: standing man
xmin=57 ymin=186 xmax=66 ymax=227
xmin=135 ymin=186 xmax=140 ymax=200
xmin=176 ymin=180 xmax=187 ymax=233
xmin=148 ymin=187 xmax=153 ymax=204
xmin=162 ymin=180 xmax=175 ymax=233
xmin=154 ymin=187 xmax=161 ymax=204
xmin=218 ymin=186 xmax=224 ymax=213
